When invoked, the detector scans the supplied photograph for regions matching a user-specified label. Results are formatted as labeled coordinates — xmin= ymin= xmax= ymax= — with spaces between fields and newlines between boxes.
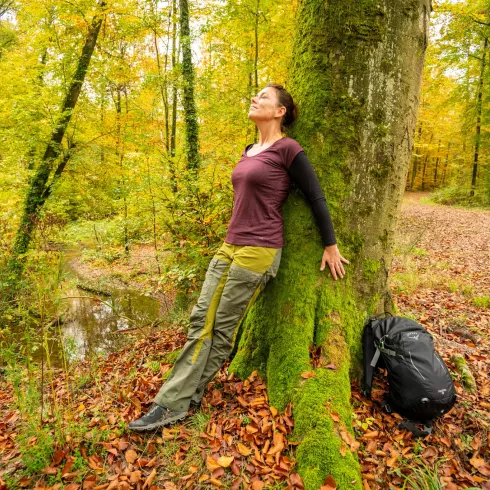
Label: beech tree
xmin=230 ymin=1 xmax=430 ymax=488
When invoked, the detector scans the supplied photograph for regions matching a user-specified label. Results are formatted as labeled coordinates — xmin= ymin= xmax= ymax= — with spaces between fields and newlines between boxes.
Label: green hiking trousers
xmin=153 ymin=242 xmax=281 ymax=412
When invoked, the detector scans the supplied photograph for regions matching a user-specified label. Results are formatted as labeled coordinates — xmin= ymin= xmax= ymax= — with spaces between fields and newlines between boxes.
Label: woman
xmin=129 ymin=84 xmax=348 ymax=431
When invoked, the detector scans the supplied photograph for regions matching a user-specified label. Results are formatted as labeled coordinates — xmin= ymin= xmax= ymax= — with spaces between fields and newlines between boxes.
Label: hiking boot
xmin=128 ymin=403 xmax=187 ymax=431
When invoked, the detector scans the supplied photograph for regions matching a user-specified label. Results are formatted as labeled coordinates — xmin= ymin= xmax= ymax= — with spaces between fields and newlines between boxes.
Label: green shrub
xmin=430 ymin=186 xmax=489 ymax=208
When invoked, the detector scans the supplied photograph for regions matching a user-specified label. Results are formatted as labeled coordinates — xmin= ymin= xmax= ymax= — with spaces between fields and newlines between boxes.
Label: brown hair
xmin=266 ymin=83 xmax=297 ymax=132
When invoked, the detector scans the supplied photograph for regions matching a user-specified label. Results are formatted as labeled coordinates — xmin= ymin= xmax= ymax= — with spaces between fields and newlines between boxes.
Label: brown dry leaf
xmin=212 ymin=467 xmax=225 ymax=479
xmin=107 ymin=414 xmax=116 ymax=425
xmin=300 ymin=371 xmax=316 ymax=379
xmin=217 ymin=456 xmax=234 ymax=468
xmin=106 ymin=478 xmax=119 ymax=490
xmin=470 ymin=453 xmax=485 ymax=469
xmin=325 ymin=363 xmax=336 ymax=370
xmin=267 ymin=433 xmax=284 ymax=455
xmin=237 ymin=442 xmax=252 ymax=456
xmin=251 ymin=481 xmax=265 ymax=490
xmin=444 ymin=484 xmax=458 ymax=490
xmin=320 ymin=475 xmax=337 ymax=490
xmin=231 ymin=478 xmax=242 ymax=490
xmin=330 ymin=412 xmax=341 ymax=423
xmin=422 ymin=446 xmax=437 ymax=461
xmin=65 ymin=485 xmax=80 ymax=490
xmin=130 ymin=471 xmax=141 ymax=483
xmin=386 ymin=456 xmax=398 ymax=468
xmin=142 ymin=468 xmax=156 ymax=489
xmin=339 ymin=429 xmax=360 ymax=452
xmin=206 ymin=455 xmax=222 ymax=472
xmin=477 ymin=463 xmax=490 ymax=477
xmin=198 ymin=475 xmax=209 ymax=483
xmin=365 ymin=440 xmax=377 ymax=453
xmin=52 ymin=450 xmax=65 ymax=466
xmin=208 ymin=478 xmax=222 ymax=488
xmin=82 ymin=476 xmax=97 ymax=490
xmin=18 ymin=478 xmax=32 ymax=488
xmin=125 ymin=449 xmax=138 ymax=464
xmin=289 ymin=473 xmax=305 ymax=489
xmin=362 ymin=480 xmax=371 ymax=490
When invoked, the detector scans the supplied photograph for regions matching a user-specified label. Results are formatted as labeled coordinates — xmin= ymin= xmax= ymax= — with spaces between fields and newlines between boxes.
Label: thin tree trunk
xmin=441 ymin=142 xmax=450 ymax=186
xmin=230 ymin=1 xmax=430 ymax=488
xmin=421 ymin=133 xmax=433 ymax=191
xmin=146 ymin=158 xmax=161 ymax=275
xmin=179 ymin=0 xmax=200 ymax=171
xmin=472 ymin=37 xmax=488 ymax=192
xmin=170 ymin=0 xmax=178 ymax=160
xmin=8 ymin=1 xmax=106 ymax=275
xmin=434 ymin=139 xmax=441 ymax=187
xmin=410 ymin=122 xmax=422 ymax=189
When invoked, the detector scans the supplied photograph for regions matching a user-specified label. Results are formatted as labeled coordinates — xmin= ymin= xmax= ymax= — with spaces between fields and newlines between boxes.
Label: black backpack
xmin=363 ymin=315 xmax=456 ymax=436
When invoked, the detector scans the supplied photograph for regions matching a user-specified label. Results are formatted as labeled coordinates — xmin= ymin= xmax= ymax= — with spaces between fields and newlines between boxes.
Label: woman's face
xmin=248 ymin=87 xmax=286 ymax=125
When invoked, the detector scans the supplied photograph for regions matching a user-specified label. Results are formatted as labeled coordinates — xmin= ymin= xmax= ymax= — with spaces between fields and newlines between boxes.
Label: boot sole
xmin=128 ymin=412 xmax=188 ymax=432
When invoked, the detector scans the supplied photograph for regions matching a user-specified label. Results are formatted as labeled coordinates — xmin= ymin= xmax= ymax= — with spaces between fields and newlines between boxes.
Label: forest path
xmin=1 ymin=196 xmax=490 ymax=490
xmin=351 ymin=193 xmax=490 ymax=489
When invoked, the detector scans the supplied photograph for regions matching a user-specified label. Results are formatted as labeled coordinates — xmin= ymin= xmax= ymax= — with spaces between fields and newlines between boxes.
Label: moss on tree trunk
xmin=230 ymin=1 xmax=430 ymax=488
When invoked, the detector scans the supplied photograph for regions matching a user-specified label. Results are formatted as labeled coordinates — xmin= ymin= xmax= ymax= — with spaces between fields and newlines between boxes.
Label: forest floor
xmin=1 ymin=193 xmax=490 ymax=490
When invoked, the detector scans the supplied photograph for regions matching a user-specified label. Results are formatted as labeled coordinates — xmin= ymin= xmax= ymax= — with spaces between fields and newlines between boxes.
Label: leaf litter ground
xmin=1 ymin=194 xmax=489 ymax=490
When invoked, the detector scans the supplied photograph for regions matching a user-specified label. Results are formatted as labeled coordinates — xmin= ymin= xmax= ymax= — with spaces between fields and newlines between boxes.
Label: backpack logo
xmin=438 ymin=389 xmax=447 ymax=395
xmin=405 ymin=332 xmax=420 ymax=340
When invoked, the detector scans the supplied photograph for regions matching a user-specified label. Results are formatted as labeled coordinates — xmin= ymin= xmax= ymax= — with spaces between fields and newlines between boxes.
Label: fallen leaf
xmin=125 ymin=449 xmax=138 ymax=464
xmin=130 ymin=471 xmax=141 ymax=483
xmin=143 ymin=469 xmax=156 ymax=489
xmin=300 ymin=371 xmax=316 ymax=379
xmin=52 ymin=450 xmax=65 ymax=466
xmin=237 ymin=442 xmax=252 ymax=456
xmin=470 ymin=453 xmax=485 ymax=470
xmin=65 ymin=485 xmax=80 ymax=490
xmin=206 ymin=455 xmax=221 ymax=472
xmin=217 ymin=455 xmax=234 ymax=468
xmin=321 ymin=475 xmax=337 ymax=490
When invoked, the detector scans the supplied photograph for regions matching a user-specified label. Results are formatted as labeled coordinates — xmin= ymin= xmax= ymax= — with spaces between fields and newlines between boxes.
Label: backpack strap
xmin=362 ymin=320 xmax=377 ymax=397
xmin=398 ymin=419 xmax=433 ymax=437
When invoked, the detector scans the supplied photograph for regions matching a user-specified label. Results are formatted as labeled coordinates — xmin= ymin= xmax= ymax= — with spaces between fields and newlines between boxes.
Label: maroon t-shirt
xmin=225 ymin=137 xmax=303 ymax=248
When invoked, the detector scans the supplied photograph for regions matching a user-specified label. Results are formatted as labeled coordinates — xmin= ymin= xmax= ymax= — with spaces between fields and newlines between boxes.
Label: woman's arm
xmin=288 ymin=151 xmax=349 ymax=279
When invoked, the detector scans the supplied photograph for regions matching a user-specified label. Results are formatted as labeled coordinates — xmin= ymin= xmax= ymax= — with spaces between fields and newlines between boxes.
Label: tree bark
xmin=230 ymin=1 xmax=430 ymax=489
xmin=179 ymin=0 xmax=200 ymax=171
xmin=8 ymin=1 xmax=106 ymax=275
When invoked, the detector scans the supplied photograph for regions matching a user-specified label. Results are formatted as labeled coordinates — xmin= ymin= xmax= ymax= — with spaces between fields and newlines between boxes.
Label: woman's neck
xmin=256 ymin=122 xmax=283 ymax=146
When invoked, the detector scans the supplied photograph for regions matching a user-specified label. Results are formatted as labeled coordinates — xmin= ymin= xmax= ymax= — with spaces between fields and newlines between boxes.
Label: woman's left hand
xmin=320 ymin=244 xmax=349 ymax=280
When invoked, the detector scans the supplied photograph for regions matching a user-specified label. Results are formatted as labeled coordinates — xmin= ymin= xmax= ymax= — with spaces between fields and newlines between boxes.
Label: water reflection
xmin=60 ymin=287 xmax=163 ymax=363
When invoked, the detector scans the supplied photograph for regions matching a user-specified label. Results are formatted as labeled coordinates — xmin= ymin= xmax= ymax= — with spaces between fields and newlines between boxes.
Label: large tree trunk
xmin=230 ymin=1 xmax=430 ymax=489
xmin=8 ymin=1 xmax=106 ymax=276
